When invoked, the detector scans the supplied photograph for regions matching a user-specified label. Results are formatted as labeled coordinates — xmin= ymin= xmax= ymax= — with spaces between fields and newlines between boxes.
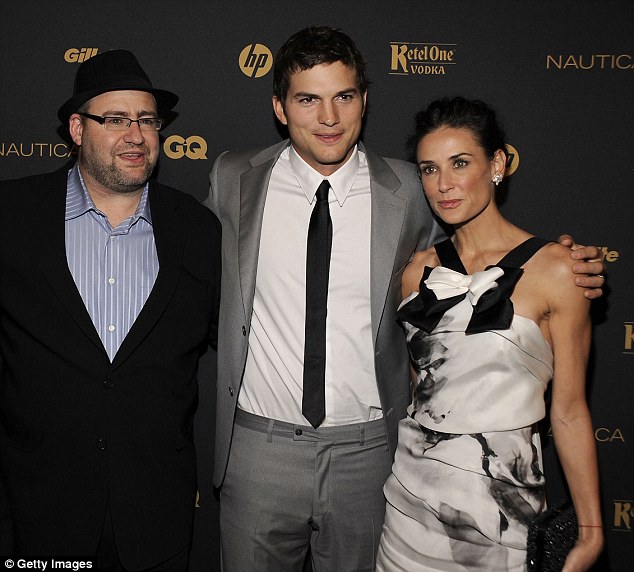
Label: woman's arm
xmin=545 ymin=245 xmax=603 ymax=571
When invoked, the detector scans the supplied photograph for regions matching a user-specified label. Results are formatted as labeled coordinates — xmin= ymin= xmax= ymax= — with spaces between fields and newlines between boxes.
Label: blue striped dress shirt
xmin=65 ymin=166 xmax=159 ymax=361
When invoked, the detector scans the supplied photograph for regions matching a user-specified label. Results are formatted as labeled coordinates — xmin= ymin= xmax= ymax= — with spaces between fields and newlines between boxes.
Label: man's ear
xmin=69 ymin=114 xmax=84 ymax=146
xmin=272 ymin=96 xmax=288 ymax=126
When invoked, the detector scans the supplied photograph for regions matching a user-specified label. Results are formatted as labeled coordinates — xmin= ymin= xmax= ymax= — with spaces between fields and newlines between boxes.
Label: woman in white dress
xmin=376 ymin=97 xmax=603 ymax=572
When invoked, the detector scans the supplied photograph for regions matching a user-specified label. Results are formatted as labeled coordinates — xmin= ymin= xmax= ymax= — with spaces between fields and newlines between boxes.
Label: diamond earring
xmin=492 ymin=173 xmax=503 ymax=186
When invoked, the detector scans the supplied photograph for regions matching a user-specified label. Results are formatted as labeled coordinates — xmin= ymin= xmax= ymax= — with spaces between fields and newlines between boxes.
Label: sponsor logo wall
xmin=389 ymin=41 xmax=457 ymax=76
xmin=1 ymin=1 xmax=632 ymax=570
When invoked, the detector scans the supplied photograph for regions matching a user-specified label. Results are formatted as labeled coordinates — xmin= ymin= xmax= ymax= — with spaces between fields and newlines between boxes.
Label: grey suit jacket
xmin=206 ymin=140 xmax=444 ymax=487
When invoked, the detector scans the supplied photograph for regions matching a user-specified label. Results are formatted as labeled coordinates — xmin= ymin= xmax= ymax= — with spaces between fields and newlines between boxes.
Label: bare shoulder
xmin=413 ymin=245 xmax=439 ymax=264
xmin=529 ymin=242 xmax=588 ymax=306
xmin=402 ymin=246 xmax=439 ymax=297
xmin=531 ymin=242 xmax=575 ymax=277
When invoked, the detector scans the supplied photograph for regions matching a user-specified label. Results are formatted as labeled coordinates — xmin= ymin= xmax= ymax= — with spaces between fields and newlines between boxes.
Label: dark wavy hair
xmin=273 ymin=26 xmax=368 ymax=103
xmin=411 ymin=97 xmax=506 ymax=159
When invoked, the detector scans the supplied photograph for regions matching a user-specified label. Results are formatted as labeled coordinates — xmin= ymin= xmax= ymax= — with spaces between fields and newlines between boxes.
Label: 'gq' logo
xmin=163 ymin=135 xmax=208 ymax=160
xmin=239 ymin=44 xmax=273 ymax=78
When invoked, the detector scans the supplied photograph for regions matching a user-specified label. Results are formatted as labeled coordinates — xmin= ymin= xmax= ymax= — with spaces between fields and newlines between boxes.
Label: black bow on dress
xmin=397 ymin=265 xmax=524 ymax=334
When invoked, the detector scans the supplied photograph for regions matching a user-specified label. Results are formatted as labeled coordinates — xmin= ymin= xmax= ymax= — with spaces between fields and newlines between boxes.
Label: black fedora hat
xmin=57 ymin=49 xmax=178 ymax=123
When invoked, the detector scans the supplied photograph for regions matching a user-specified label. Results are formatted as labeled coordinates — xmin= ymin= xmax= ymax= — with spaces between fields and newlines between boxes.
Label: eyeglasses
xmin=78 ymin=113 xmax=162 ymax=131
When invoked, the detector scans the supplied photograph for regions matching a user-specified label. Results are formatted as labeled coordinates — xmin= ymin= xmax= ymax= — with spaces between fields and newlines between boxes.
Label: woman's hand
xmin=561 ymin=528 xmax=604 ymax=572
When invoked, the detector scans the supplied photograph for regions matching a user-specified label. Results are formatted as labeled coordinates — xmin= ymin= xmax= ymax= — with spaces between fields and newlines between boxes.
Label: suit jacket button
xmin=229 ymin=386 xmax=235 ymax=396
xmin=242 ymin=326 xmax=247 ymax=336
xmin=96 ymin=438 xmax=107 ymax=450
xmin=103 ymin=379 xmax=113 ymax=389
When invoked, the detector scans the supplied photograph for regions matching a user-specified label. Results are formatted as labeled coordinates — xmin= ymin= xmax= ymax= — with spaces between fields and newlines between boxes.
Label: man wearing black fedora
xmin=0 ymin=50 xmax=221 ymax=570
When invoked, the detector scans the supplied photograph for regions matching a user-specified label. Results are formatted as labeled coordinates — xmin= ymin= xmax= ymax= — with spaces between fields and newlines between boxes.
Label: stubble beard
xmin=81 ymin=147 xmax=155 ymax=194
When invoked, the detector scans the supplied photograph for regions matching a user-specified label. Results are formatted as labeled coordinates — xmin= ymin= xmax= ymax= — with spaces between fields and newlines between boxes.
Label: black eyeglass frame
xmin=78 ymin=112 xmax=163 ymax=131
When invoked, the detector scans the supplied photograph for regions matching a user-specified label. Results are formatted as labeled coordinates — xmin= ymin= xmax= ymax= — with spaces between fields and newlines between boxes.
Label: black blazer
xmin=0 ymin=167 xmax=221 ymax=568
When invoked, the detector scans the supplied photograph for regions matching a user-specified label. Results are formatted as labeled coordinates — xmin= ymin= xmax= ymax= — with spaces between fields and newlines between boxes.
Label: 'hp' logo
xmin=239 ymin=44 xmax=273 ymax=78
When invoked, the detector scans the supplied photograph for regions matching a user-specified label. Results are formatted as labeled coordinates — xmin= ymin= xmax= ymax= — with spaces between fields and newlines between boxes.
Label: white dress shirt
xmin=238 ymin=144 xmax=382 ymax=426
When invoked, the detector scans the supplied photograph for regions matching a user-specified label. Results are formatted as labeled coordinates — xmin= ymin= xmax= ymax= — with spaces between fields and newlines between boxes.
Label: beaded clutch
xmin=527 ymin=501 xmax=578 ymax=572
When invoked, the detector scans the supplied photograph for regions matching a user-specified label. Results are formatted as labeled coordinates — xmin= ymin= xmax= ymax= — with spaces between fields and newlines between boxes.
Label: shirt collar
xmin=65 ymin=164 xmax=152 ymax=225
xmin=286 ymin=144 xmax=365 ymax=206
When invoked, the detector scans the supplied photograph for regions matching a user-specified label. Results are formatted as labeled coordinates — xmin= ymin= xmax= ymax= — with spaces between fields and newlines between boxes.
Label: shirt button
xmin=108 ymin=325 xmax=115 ymax=332
xmin=108 ymin=277 xmax=115 ymax=285
xmin=295 ymin=429 xmax=302 ymax=436
xmin=96 ymin=438 xmax=107 ymax=450
xmin=103 ymin=379 xmax=113 ymax=389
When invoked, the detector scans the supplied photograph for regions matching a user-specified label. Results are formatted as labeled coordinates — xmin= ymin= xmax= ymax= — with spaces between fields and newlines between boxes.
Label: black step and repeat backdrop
xmin=1 ymin=1 xmax=632 ymax=570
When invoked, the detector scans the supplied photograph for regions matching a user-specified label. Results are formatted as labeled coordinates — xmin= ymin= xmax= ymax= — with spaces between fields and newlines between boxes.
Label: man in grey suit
xmin=205 ymin=26 xmax=604 ymax=572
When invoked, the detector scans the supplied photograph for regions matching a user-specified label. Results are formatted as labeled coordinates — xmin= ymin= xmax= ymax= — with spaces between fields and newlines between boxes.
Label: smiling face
xmin=272 ymin=61 xmax=366 ymax=176
xmin=417 ymin=126 xmax=506 ymax=228
xmin=69 ymin=90 xmax=160 ymax=195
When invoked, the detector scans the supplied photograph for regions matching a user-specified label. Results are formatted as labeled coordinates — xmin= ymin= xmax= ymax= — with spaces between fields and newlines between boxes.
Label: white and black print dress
xmin=377 ymin=237 xmax=552 ymax=572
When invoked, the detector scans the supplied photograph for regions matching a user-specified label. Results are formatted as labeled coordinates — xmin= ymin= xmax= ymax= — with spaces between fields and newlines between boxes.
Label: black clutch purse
xmin=527 ymin=501 xmax=578 ymax=571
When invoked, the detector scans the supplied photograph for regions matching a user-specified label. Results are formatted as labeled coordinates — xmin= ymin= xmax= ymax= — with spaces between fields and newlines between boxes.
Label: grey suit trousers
xmin=220 ymin=410 xmax=393 ymax=572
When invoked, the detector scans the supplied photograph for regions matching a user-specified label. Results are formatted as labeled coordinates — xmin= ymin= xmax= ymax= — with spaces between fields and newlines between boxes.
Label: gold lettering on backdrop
xmin=239 ymin=44 xmax=273 ymax=78
xmin=389 ymin=42 xmax=457 ymax=76
xmin=594 ymin=428 xmax=626 ymax=442
xmin=549 ymin=425 xmax=626 ymax=443
xmin=613 ymin=501 xmax=633 ymax=530
xmin=163 ymin=135 xmax=208 ymax=160
xmin=64 ymin=48 xmax=99 ymax=63
xmin=599 ymin=246 xmax=620 ymax=263
xmin=2 ymin=143 xmax=19 ymax=156
xmin=0 ymin=142 xmax=78 ymax=158
xmin=391 ymin=44 xmax=408 ymax=73
xmin=546 ymin=54 xmax=633 ymax=70
xmin=504 ymin=144 xmax=520 ymax=177
xmin=625 ymin=324 xmax=634 ymax=351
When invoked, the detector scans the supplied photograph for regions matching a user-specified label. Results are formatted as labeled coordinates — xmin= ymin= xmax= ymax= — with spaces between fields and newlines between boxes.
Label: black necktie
xmin=302 ymin=180 xmax=332 ymax=428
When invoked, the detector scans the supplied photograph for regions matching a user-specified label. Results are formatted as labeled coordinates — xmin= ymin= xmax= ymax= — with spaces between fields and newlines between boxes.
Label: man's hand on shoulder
xmin=557 ymin=234 xmax=605 ymax=300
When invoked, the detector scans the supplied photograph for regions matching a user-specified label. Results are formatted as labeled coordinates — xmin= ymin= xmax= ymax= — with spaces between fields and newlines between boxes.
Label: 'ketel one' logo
xmin=163 ymin=135 xmax=208 ymax=160
xmin=625 ymin=323 xmax=634 ymax=354
xmin=239 ymin=44 xmax=273 ymax=78
xmin=64 ymin=48 xmax=99 ymax=63
xmin=390 ymin=42 xmax=457 ymax=76
xmin=613 ymin=500 xmax=633 ymax=531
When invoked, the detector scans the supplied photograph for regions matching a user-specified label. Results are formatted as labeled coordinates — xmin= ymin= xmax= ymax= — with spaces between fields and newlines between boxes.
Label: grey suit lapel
xmin=366 ymin=148 xmax=407 ymax=343
xmin=238 ymin=140 xmax=289 ymax=320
